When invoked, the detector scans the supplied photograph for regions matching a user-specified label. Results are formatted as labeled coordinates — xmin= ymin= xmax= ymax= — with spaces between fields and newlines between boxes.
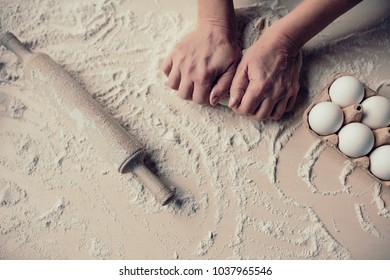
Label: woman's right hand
xmin=162 ymin=23 xmax=241 ymax=106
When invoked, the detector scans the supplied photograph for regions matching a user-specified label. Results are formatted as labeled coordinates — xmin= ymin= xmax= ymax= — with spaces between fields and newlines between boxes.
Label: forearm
xmin=197 ymin=0 xmax=237 ymax=36
xmin=270 ymin=0 xmax=363 ymax=49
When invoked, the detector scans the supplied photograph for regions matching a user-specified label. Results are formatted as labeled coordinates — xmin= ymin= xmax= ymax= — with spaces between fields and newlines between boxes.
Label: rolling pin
xmin=1 ymin=32 xmax=174 ymax=205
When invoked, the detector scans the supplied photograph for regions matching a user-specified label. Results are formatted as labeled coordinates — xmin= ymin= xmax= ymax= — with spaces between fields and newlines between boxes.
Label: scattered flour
xmin=298 ymin=139 xmax=326 ymax=193
xmin=371 ymin=183 xmax=390 ymax=218
xmin=0 ymin=215 xmax=22 ymax=235
xmin=89 ymin=237 xmax=112 ymax=259
xmin=339 ymin=160 xmax=356 ymax=194
xmin=354 ymin=204 xmax=382 ymax=239
xmin=0 ymin=0 xmax=389 ymax=259
xmin=0 ymin=92 xmax=26 ymax=119
xmin=38 ymin=197 xmax=66 ymax=229
xmin=0 ymin=181 xmax=27 ymax=206
xmin=195 ymin=231 xmax=216 ymax=256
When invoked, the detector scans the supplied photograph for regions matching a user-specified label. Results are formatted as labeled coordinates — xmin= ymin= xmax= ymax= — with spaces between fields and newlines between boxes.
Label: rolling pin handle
xmin=122 ymin=150 xmax=174 ymax=205
xmin=1 ymin=32 xmax=32 ymax=62
xmin=132 ymin=163 xmax=175 ymax=206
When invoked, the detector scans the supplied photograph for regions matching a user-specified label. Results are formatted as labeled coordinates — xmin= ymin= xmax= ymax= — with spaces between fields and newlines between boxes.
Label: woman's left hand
xmin=229 ymin=29 xmax=302 ymax=120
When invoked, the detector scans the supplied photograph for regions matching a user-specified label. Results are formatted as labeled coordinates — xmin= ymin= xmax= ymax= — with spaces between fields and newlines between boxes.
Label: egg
xmin=338 ymin=123 xmax=374 ymax=158
xmin=329 ymin=76 xmax=365 ymax=108
xmin=369 ymin=145 xmax=390 ymax=180
xmin=361 ymin=95 xmax=390 ymax=129
xmin=378 ymin=84 xmax=390 ymax=100
xmin=308 ymin=102 xmax=344 ymax=135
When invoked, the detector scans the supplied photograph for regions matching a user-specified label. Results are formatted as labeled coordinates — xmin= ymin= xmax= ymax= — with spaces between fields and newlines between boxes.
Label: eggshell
xmin=329 ymin=76 xmax=365 ymax=108
xmin=369 ymin=145 xmax=390 ymax=180
xmin=308 ymin=102 xmax=344 ymax=136
xmin=338 ymin=123 xmax=374 ymax=158
xmin=361 ymin=95 xmax=390 ymax=129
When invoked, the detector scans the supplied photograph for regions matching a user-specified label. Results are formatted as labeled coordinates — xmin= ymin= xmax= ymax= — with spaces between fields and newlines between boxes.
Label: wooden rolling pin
xmin=1 ymin=32 xmax=174 ymax=205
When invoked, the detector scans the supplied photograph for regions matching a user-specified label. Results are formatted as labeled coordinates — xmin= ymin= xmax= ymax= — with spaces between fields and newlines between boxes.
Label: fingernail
xmin=209 ymin=90 xmax=218 ymax=106
xmin=211 ymin=95 xmax=221 ymax=106
xmin=218 ymin=97 xmax=230 ymax=107
xmin=228 ymin=96 xmax=237 ymax=107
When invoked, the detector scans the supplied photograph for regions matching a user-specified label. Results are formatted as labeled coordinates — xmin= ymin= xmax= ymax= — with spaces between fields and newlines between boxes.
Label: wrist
xmin=197 ymin=18 xmax=238 ymax=42
xmin=260 ymin=25 xmax=301 ymax=57
xmin=197 ymin=0 xmax=237 ymax=41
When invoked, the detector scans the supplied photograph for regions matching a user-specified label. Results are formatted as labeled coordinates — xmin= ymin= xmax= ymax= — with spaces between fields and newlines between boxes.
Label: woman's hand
xmin=163 ymin=24 xmax=241 ymax=105
xmin=229 ymin=29 xmax=302 ymax=120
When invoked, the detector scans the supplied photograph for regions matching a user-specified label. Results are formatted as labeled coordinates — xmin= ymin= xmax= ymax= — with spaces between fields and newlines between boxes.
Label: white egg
xmin=308 ymin=102 xmax=344 ymax=135
xmin=338 ymin=123 xmax=374 ymax=158
xmin=329 ymin=76 xmax=365 ymax=108
xmin=361 ymin=95 xmax=390 ymax=129
xmin=369 ymin=145 xmax=390 ymax=180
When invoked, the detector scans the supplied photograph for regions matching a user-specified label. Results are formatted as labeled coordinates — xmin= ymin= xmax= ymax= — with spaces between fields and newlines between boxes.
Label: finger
xmin=162 ymin=55 xmax=173 ymax=77
xmin=166 ymin=64 xmax=181 ymax=90
xmin=193 ymin=82 xmax=212 ymax=105
xmin=286 ymin=60 xmax=301 ymax=111
xmin=229 ymin=65 xmax=249 ymax=108
xmin=238 ymin=78 xmax=273 ymax=115
xmin=254 ymin=98 xmax=273 ymax=120
xmin=270 ymin=97 xmax=288 ymax=120
xmin=235 ymin=81 xmax=265 ymax=115
xmin=209 ymin=65 xmax=236 ymax=106
xmin=286 ymin=94 xmax=297 ymax=112
xmin=285 ymin=81 xmax=300 ymax=112
xmin=178 ymin=79 xmax=194 ymax=100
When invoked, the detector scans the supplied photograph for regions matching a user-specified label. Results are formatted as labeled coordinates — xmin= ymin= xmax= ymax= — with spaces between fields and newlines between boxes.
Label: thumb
xmin=229 ymin=65 xmax=249 ymax=108
xmin=209 ymin=66 xmax=236 ymax=106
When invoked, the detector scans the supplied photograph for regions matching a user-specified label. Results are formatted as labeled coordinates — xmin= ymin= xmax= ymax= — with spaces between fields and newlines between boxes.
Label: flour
xmin=354 ymin=204 xmax=382 ymax=238
xmin=0 ymin=92 xmax=26 ymax=119
xmin=0 ymin=0 xmax=389 ymax=260
xmin=0 ymin=180 xmax=26 ymax=207
xmin=38 ymin=197 xmax=66 ymax=229
xmin=339 ymin=160 xmax=356 ymax=194
xmin=298 ymin=139 xmax=326 ymax=193
xmin=372 ymin=182 xmax=390 ymax=218
xmin=89 ymin=237 xmax=112 ymax=259
xmin=195 ymin=231 xmax=216 ymax=256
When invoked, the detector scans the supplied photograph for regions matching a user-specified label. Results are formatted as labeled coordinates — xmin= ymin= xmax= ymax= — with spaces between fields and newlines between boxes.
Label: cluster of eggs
xmin=308 ymin=76 xmax=390 ymax=181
